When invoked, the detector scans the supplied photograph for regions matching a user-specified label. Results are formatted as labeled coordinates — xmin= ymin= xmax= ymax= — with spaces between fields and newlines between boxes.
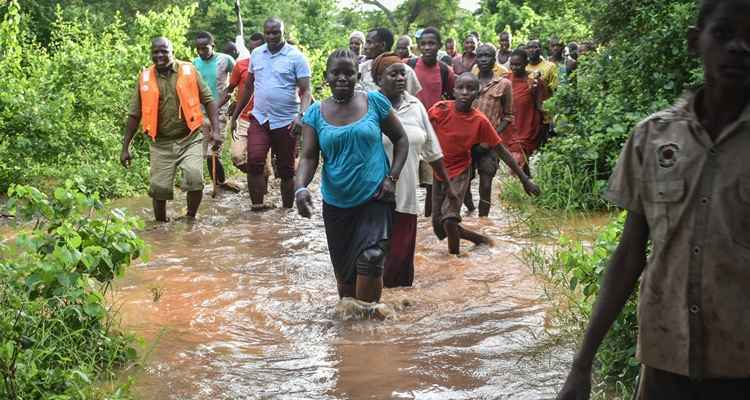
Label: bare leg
xmin=478 ymin=173 xmax=493 ymax=217
xmin=337 ymin=281 xmax=356 ymax=299
xmin=247 ymin=172 xmax=266 ymax=206
xmin=355 ymin=275 xmax=383 ymax=303
xmin=464 ymin=185 xmax=476 ymax=212
xmin=153 ymin=199 xmax=168 ymax=222
xmin=280 ymin=178 xmax=294 ymax=209
xmin=444 ymin=218 xmax=461 ymax=255
xmin=424 ymin=185 xmax=433 ymax=218
xmin=186 ymin=190 xmax=202 ymax=219
xmin=459 ymin=224 xmax=493 ymax=246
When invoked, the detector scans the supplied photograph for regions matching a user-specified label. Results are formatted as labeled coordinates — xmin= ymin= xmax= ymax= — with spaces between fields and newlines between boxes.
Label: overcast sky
xmin=342 ymin=0 xmax=481 ymax=12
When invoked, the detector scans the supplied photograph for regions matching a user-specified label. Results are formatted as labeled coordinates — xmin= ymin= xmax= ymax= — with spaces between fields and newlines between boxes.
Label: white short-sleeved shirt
xmin=383 ymin=93 xmax=443 ymax=215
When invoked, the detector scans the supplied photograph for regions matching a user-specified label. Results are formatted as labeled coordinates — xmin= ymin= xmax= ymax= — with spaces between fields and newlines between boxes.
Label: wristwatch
xmin=387 ymin=175 xmax=399 ymax=184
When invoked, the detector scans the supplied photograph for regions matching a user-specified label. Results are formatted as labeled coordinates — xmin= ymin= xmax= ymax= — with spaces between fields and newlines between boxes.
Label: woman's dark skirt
xmin=322 ymin=200 xmax=393 ymax=285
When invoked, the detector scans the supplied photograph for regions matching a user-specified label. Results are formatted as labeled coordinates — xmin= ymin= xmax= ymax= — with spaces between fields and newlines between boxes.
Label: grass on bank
xmin=501 ymin=176 xmax=638 ymax=400
xmin=1 ymin=181 xmax=147 ymax=399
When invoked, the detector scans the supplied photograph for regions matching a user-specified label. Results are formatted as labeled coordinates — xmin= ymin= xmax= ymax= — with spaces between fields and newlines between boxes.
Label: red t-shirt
xmin=414 ymin=58 xmax=455 ymax=111
xmin=229 ymin=58 xmax=254 ymax=121
xmin=428 ymin=101 xmax=501 ymax=180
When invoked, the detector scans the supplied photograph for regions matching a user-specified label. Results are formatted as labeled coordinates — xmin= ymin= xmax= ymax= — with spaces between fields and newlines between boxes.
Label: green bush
xmin=0 ymin=1 xmax=195 ymax=198
xmin=532 ymin=0 xmax=701 ymax=210
xmin=1 ymin=181 xmax=146 ymax=399
xmin=523 ymin=212 xmax=638 ymax=398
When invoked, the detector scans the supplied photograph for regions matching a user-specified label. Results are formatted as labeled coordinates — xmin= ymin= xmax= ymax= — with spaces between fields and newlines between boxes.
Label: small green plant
xmin=519 ymin=212 xmax=639 ymax=399
xmin=1 ymin=181 xmax=146 ymax=399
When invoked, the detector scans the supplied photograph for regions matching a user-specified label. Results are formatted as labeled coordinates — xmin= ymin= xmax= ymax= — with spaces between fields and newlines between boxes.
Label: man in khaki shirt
xmin=557 ymin=0 xmax=750 ymax=398
xmin=121 ymin=37 xmax=221 ymax=222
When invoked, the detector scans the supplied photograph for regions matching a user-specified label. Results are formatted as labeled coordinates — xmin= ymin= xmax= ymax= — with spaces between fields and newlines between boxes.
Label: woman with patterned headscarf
xmin=373 ymin=52 xmax=457 ymax=288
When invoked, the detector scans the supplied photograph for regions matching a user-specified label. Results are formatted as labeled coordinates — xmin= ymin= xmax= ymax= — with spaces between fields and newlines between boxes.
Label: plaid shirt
xmin=473 ymin=73 xmax=513 ymax=134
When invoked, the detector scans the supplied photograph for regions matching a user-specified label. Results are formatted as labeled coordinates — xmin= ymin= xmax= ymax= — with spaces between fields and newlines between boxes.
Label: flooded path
xmin=112 ymin=180 xmax=577 ymax=399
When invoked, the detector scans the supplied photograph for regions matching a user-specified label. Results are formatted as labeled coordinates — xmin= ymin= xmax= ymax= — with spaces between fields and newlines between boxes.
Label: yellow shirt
xmin=471 ymin=63 xmax=509 ymax=79
xmin=526 ymin=58 xmax=559 ymax=92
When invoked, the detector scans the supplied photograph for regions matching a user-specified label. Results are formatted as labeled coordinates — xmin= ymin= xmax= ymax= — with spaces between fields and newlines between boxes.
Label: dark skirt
xmin=322 ymin=200 xmax=393 ymax=285
xmin=383 ymin=211 xmax=417 ymax=288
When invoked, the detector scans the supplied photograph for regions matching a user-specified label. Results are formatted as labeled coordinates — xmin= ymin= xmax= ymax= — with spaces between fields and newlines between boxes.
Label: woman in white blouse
xmin=373 ymin=53 xmax=458 ymax=288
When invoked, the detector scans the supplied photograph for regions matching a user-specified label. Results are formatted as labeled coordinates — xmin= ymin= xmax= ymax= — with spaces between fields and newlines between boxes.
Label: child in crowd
xmin=428 ymin=73 xmax=539 ymax=255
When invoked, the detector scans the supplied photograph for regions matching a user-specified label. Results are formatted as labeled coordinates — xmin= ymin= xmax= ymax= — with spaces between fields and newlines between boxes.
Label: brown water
xmin=112 ymin=180 xmax=579 ymax=400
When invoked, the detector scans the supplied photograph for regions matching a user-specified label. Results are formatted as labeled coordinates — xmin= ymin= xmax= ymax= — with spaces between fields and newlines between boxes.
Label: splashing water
xmin=111 ymin=179 xmax=587 ymax=399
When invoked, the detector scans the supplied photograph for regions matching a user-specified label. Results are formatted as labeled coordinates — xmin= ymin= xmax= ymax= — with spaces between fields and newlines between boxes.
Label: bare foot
xmin=219 ymin=181 xmax=242 ymax=193
xmin=250 ymin=203 xmax=276 ymax=212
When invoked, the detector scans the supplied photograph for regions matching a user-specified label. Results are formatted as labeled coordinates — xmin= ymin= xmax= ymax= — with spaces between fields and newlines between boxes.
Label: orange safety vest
xmin=139 ymin=62 xmax=204 ymax=140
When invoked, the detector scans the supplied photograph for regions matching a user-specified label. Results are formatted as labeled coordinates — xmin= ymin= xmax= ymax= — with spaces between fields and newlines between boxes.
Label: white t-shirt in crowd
xmin=383 ymin=93 xmax=443 ymax=215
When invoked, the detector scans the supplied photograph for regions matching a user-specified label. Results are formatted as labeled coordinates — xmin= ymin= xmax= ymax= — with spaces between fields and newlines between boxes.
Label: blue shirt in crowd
xmin=251 ymin=43 xmax=311 ymax=129
xmin=302 ymin=91 xmax=392 ymax=208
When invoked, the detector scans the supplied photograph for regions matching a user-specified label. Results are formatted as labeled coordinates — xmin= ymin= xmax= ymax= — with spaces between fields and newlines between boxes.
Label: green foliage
xmin=0 ymin=1 xmax=195 ymax=198
xmin=522 ymin=212 xmax=638 ymax=398
xmin=478 ymin=0 xmax=592 ymax=45
xmin=1 ymin=181 xmax=145 ymax=399
xmin=532 ymin=0 xmax=701 ymax=210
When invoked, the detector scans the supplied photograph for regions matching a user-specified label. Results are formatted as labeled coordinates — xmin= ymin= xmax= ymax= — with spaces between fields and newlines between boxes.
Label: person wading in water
xmin=121 ymin=37 xmax=221 ymax=222
xmin=231 ymin=17 xmax=313 ymax=211
xmin=466 ymin=43 xmax=513 ymax=217
xmin=295 ymin=49 xmax=409 ymax=304
xmin=557 ymin=1 xmax=750 ymax=398
xmin=372 ymin=52 xmax=457 ymax=288
xmin=428 ymin=73 xmax=539 ymax=255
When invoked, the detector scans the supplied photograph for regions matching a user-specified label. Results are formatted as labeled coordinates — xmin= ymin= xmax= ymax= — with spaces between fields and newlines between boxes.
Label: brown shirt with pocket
xmin=606 ymin=90 xmax=750 ymax=379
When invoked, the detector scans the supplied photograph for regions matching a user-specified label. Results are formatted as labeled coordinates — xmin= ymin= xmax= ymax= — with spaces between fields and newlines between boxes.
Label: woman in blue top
xmin=295 ymin=49 xmax=409 ymax=305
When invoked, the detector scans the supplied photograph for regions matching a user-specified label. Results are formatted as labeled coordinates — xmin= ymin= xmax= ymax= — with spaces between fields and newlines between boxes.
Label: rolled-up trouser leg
xmin=356 ymin=245 xmax=386 ymax=278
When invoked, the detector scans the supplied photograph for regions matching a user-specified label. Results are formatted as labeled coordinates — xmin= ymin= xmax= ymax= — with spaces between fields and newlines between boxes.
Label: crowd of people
xmin=119 ymin=0 xmax=750 ymax=396
xmin=121 ymin=19 xmax=553 ymax=294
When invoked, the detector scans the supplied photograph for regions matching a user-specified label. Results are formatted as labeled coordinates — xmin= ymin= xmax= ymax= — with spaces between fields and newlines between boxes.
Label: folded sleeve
xmin=605 ymin=125 xmax=646 ymax=214
xmin=477 ymin=116 xmax=501 ymax=147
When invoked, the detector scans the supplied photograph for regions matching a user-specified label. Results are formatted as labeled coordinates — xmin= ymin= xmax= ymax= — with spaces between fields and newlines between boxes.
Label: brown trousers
xmin=637 ymin=366 xmax=750 ymax=400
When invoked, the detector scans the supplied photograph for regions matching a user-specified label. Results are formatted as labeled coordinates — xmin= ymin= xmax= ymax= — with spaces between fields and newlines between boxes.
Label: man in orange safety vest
xmin=121 ymin=37 xmax=221 ymax=222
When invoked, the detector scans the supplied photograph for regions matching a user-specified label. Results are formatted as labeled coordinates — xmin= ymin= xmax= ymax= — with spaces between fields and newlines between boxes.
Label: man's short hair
xmin=249 ymin=32 xmax=264 ymax=41
xmin=195 ymin=31 xmax=214 ymax=44
xmin=264 ymin=17 xmax=285 ymax=31
xmin=368 ymin=27 xmax=395 ymax=51
xmin=419 ymin=27 xmax=442 ymax=45
xmin=477 ymin=43 xmax=497 ymax=56
xmin=511 ymin=48 xmax=529 ymax=63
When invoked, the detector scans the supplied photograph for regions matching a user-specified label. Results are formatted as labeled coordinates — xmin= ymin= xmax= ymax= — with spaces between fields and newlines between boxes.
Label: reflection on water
xmin=112 ymin=179 xmax=580 ymax=399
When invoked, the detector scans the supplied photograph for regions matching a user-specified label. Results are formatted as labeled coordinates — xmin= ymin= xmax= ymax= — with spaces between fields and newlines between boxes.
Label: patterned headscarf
xmin=371 ymin=52 xmax=403 ymax=83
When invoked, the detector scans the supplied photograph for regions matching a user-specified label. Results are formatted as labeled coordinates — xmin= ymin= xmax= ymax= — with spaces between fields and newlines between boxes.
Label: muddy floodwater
xmin=112 ymin=180 xmax=581 ymax=400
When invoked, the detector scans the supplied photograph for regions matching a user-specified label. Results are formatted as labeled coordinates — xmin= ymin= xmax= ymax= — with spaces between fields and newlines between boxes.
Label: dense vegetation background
xmin=0 ymin=0 xmax=701 ymax=398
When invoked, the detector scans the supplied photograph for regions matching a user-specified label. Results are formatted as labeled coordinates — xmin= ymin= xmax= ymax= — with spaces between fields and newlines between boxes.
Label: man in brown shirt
xmin=121 ymin=37 xmax=221 ymax=222
xmin=557 ymin=1 xmax=750 ymax=398
xmin=466 ymin=43 xmax=513 ymax=217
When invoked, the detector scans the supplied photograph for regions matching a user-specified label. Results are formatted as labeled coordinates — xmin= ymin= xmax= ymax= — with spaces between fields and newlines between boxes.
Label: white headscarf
xmin=349 ymin=31 xmax=365 ymax=42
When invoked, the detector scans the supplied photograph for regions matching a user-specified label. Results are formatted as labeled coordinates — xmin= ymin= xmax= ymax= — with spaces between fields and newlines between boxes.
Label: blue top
xmin=303 ymin=91 xmax=393 ymax=208
xmin=250 ymin=43 xmax=311 ymax=129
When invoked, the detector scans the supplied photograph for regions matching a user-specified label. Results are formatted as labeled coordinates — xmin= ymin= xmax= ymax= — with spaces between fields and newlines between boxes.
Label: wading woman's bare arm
xmin=294 ymin=124 xmax=320 ymax=218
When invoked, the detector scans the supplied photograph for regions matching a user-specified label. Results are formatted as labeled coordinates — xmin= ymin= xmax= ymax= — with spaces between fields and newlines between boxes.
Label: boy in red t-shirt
xmin=429 ymin=73 xmax=540 ymax=254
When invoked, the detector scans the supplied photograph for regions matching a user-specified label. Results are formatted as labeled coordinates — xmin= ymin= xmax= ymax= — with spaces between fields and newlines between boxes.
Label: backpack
xmin=407 ymin=58 xmax=453 ymax=100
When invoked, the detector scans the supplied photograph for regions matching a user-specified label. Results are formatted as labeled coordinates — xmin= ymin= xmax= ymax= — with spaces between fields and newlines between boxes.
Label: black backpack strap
xmin=438 ymin=61 xmax=453 ymax=100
